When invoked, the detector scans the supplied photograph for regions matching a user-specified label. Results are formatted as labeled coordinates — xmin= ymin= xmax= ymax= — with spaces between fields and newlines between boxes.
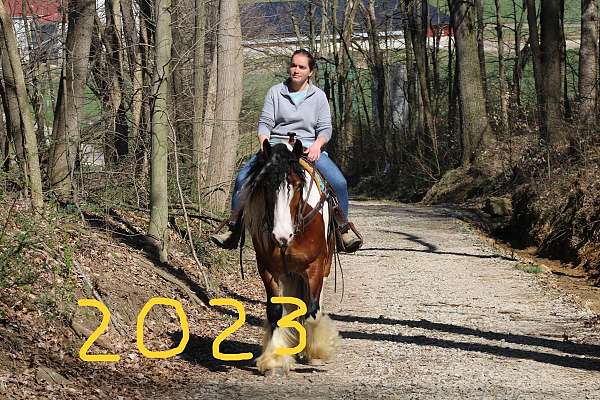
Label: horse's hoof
xmin=265 ymin=367 xmax=287 ymax=377
xmin=308 ymin=358 xmax=324 ymax=366
xmin=256 ymin=351 xmax=295 ymax=375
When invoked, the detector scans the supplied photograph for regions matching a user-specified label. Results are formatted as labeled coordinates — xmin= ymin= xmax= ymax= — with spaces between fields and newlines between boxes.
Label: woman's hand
xmin=304 ymin=136 xmax=327 ymax=162
xmin=304 ymin=143 xmax=321 ymax=162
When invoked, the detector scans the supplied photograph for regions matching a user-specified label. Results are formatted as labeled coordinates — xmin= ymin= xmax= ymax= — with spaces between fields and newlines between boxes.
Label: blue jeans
xmin=231 ymin=152 xmax=349 ymax=219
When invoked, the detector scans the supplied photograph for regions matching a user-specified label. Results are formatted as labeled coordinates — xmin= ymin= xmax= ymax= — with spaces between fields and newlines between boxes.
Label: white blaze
xmin=272 ymin=181 xmax=295 ymax=244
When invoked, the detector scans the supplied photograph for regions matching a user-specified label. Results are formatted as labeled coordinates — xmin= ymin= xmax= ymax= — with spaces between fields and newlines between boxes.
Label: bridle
xmin=277 ymin=136 xmax=328 ymax=255
xmin=292 ymin=159 xmax=328 ymax=237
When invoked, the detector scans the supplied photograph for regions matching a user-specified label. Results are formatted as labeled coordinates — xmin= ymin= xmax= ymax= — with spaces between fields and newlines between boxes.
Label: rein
xmin=293 ymin=158 xmax=328 ymax=235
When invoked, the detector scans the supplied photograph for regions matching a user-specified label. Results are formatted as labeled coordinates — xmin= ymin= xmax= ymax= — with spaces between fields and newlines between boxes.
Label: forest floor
xmin=1 ymin=200 xmax=600 ymax=399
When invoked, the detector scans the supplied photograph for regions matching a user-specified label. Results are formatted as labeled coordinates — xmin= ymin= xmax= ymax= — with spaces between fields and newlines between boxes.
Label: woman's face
xmin=288 ymin=54 xmax=313 ymax=87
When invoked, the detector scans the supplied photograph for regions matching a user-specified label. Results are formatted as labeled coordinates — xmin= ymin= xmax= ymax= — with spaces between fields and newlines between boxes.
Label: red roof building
xmin=5 ymin=0 xmax=64 ymax=23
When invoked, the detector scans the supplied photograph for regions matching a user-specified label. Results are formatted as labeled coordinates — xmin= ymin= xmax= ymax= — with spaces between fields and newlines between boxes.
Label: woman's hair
xmin=291 ymin=49 xmax=316 ymax=71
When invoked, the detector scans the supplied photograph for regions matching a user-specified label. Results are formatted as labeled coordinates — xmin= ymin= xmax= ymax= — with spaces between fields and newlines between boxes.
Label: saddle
xmin=299 ymin=158 xmax=327 ymax=196
xmin=298 ymin=156 xmax=363 ymax=260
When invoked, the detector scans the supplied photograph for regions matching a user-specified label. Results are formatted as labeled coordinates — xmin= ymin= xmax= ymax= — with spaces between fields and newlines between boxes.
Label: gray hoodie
xmin=257 ymin=80 xmax=333 ymax=147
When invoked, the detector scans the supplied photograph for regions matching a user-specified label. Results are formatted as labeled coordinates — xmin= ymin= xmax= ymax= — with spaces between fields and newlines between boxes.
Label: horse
xmin=243 ymin=139 xmax=340 ymax=374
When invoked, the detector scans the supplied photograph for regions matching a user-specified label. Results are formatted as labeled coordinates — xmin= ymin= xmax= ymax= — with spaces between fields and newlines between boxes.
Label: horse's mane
xmin=243 ymin=143 xmax=305 ymax=237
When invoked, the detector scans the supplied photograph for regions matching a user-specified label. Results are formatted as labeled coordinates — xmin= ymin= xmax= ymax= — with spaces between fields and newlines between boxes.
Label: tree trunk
xmin=170 ymin=0 xmax=187 ymax=138
xmin=203 ymin=47 xmax=217 ymax=173
xmin=0 ymin=92 xmax=7 ymax=171
xmin=540 ymin=0 xmax=563 ymax=144
xmin=335 ymin=0 xmax=359 ymax=170
xmin=0 ymin=1 xmax=43 ymax=208
xmin=201 ymin=0 xmax=219 ymax=168
xmin=21 ymin=7 xmax=47 ymax=146
xmin=308 ymin=1 xmax=317 ymax=54
xmin=579 ymin=0 xmax=598 ymax=124
xmin=559 ymin=0 xmax=572 ymax=121
xmin=403 ymin=16 xmax=418 ymax=145
xmin=192 ymin=0 xmax=206 ymax=208
xmin=412 ymin=0 xmax=439 ymax=170
xmin=474 ymin=0 xmax=488 ymax=107
xmin=495 ymin=0 xmax=509 ymax=134
xmin=148 ymin=0 xmax=172 ymax=262
xmin=137 ymin=0 xmax=155 ymax=176
xmin=526 ymin=0 xmax=546 ymax=139
xmin=49 ymin=0 xmax=95 ymax=200
xmin=121 ymin=0 xmax=144 ymax=142
xmin=511 ymin=0 xmax=525 ymax=108
xmin=205 ymin=0 xmax=243 ymax=212
xmin=0 ymin=39 xmax=24 ymax=166
xmin=450 ymin=0 xmax=494 ymax=166
xmin=105 ymin=0 xmax=129 ymax=163
xmin=447 ymin=31 xmax=457 ymax=142
xmin=363 ymin=0 xmax=387 ymax=160
xmin=320 ymin=0 xmax=331 ymax=57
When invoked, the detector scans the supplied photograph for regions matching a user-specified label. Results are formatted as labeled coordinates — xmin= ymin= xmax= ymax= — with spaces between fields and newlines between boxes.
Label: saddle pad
xmin=299 ymin=158 xmax=327 ymax=195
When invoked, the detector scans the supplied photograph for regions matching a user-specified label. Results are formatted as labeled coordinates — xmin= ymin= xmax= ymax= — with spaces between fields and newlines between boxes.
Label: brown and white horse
xmin=243 ymin=140 xmax=340 ymax=374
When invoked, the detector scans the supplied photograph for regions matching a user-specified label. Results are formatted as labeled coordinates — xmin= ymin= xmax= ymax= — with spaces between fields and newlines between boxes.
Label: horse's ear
xmin=262 ymin=140 xmax=271 ymax=158
xmin=292 ymin=140 xmax=303 ymax=159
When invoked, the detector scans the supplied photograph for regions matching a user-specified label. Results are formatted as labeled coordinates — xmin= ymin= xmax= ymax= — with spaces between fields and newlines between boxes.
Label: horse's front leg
xmin=301 ymin=257 xmax=340 ymax=365
xmin=255 ymin=259 xmax=296 ymax=375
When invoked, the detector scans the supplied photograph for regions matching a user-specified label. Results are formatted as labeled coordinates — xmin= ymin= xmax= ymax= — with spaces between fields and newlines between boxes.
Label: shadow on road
xmin=356 ymin=246 xmax=516 ymax=261
xmin=356 ymin=229 xmax=516 ymax=261
xmin=171 ymin=331 xmax=261 ymax=373
xmin=330 ymin=313 xmax=600 ymax=371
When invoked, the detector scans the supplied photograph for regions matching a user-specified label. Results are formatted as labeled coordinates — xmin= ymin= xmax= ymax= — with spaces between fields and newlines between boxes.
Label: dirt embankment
xmin=420 ymin=147 xmax=600 ymax=287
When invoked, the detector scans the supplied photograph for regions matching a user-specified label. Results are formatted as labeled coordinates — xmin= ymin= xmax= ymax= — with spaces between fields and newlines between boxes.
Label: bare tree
xmin=48 ymin=0 xmax=96 ymax=200
xmin=121 ymin=0 xmax=144 ymax=143
xmin=20 ymin=8 xmax=47 ymax=145
xmin=136 ymin=0 xmax=155 ymax=174
xmin=192 ymin=0 xmax=206 ymax=208
xmin=578 ymin=0 xmax=598 ymax=124
xmin=361 ymin=0 xmax=390 ymax=163
xmin=411 ymin=0 xmax=439 ymax=170
xmin=495 ymin=0 xmax=509 ymax=134
xmin=205 ymin=0 xmax=243 ymax=212
xmin=449 ymin=0 xmax=494 ymax=166
xmin=540 ymin=0 xmax=563 ymax=144
xmin=0 ymin=92 xmax=7 ymax=171
xmin=526 ymin=0 xmax=546 ymax=139
xmin=474 ymin=0 xmax=488 ymax=107
xmin=148 ymin=0 xmax=172 ymax=262
xmin=104 ymin=0 xmax=129 ymax=163
xmin=0 ymin=38 xmax=24 ymax=169
xmin=510 ymin=0 xmax=526 ymax=108
xmin=334 ymin=0 xmax=359 ymax=169
xmin=0 ymin=1 xmax=43 ymax=208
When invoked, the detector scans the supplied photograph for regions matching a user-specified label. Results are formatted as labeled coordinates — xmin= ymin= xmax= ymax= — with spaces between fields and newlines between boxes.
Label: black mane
xmin=245 ymin=143 xmax=305 ymax=229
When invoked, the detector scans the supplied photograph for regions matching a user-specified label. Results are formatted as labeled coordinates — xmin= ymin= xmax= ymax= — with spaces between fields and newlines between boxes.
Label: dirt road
xmin=166 ymin=201 xmax=600 ymax=399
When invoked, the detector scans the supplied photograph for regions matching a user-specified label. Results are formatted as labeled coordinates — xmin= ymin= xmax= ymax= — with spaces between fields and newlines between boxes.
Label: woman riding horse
xmin=243 ymin=138 xmax=340 ymax=373
xmin=210 ymin=49 xmax=362 ymax=253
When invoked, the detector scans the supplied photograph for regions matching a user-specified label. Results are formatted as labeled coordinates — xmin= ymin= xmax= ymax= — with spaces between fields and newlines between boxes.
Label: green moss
xmin=514 ymin=262 xmax=543 ymax=274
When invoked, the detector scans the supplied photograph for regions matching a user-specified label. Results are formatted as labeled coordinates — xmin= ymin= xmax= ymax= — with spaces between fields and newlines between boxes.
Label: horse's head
xmin=244 ymin=140 xmax=306 ymax=248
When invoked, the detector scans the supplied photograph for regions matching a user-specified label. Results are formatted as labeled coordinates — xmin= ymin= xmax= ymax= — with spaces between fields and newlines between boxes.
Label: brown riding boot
xmin=337 ymin=222 xmax=363 ymax=253
xmin=210 ymin=219 xmax=243 ymax=250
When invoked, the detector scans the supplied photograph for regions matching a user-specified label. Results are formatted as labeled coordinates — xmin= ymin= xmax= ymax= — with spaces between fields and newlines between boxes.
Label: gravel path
xmin=170 ymin=200 xmax=600 ymax=399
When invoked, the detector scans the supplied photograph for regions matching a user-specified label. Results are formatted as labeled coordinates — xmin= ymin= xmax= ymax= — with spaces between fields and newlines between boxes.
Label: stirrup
xmin=210 ymin=220 xmax=242 ymax=250
xmin=336 ymin=222 xmax=363 ymax=253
